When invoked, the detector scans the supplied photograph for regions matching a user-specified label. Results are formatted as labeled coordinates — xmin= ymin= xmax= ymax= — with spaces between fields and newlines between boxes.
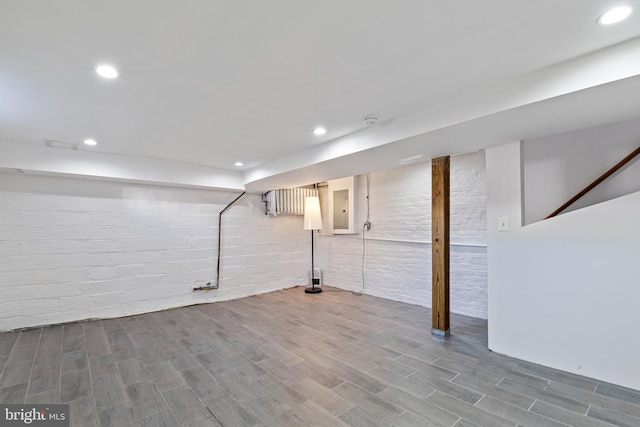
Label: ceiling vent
xmin=44 ymin=139 xmax=79 ymax=150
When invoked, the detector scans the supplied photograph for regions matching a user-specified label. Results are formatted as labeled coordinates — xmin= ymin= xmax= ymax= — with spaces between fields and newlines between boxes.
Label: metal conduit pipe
xmin=193 ymin=191 xmax=246 ymax=291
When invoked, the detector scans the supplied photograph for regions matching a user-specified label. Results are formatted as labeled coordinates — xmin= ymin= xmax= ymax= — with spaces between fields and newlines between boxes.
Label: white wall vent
xmin=263 ymin=187 xmax=318 ymax=216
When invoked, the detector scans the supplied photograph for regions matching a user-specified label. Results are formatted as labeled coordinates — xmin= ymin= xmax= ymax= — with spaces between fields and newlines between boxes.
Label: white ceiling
xmin=1 ymin=1 xmax=640 ymax=191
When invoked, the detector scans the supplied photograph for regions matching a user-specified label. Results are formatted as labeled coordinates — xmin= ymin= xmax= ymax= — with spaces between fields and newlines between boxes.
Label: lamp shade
xmin=303 ymin=196 xmax=323 ymax=230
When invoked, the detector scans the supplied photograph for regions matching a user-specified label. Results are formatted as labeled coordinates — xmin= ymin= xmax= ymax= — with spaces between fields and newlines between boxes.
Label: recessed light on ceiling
xmin=313 ymin=127 xmax=326 ymax=136
xmin=234 ymin=161 xmax=244 ymax=167
xmin=83 ymin=138 xmax=98 ymax=146
xmin=598 ymin=6 xmax=632 ymax=25
xmin=96 ymin=64 xmax=118 ymax=78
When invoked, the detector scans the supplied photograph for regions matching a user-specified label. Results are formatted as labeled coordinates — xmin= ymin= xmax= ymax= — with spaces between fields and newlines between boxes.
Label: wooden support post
xmin=432 ymin=156 xmax=450 ymax=336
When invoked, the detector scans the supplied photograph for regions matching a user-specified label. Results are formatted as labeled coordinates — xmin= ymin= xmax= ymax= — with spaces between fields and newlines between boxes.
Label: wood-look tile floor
xmin=1 ymin=287 xmax=639 ymax=426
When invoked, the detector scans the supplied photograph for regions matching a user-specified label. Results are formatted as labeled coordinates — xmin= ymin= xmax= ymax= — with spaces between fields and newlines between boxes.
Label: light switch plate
xmin=497 ymin=216 xmax=510 ymax=232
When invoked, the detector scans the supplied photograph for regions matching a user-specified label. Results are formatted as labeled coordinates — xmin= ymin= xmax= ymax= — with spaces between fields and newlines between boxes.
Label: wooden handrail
xmin=546 ymin=146 xmax=640 ymax=219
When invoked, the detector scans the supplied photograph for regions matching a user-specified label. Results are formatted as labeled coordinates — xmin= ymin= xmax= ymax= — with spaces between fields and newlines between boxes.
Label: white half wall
xmin=317 ymin=151 xmax=488 ymax=319
xmin=0 ymin=172 xmax=308 ymax=331
xmin=487 ymin=141 xmax=640 ymax=391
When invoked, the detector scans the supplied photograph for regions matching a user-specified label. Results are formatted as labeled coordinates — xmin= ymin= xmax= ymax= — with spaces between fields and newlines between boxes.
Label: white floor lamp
xmin=303 ymin=196 xmax=322 ymax=294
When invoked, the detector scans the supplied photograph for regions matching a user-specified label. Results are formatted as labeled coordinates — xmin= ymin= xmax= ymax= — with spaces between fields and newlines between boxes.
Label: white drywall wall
xmin=0 ymin=172 xmax=308 ymax=331
xmin=524 ymin=116 xmax=640 ymax=224
xmin=487 ymin=141 xmax=640 ymax=391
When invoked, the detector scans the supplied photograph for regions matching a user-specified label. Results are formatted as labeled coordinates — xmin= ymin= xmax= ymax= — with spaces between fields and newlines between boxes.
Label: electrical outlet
xmin=364 ymin=221 xmax=371 ymax=231
xmin=497 ymin=216 xmax=510 ymax=232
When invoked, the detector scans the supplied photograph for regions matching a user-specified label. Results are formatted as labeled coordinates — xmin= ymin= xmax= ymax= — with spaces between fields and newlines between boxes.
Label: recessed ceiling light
xmin=234 ymin=161 xmax=244 ymax=167
xmin=313 ymin=127 xmax=326 ymax=136
xmin=83 ymin=138 xmax=98 ymax=146
xmin=598 ymin=6 xmax=632 ymax=25
xmin=96 ymin=65 xmax=118 ymax=78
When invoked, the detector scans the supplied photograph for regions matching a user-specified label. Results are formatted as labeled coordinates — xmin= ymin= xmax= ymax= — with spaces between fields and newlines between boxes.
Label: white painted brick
xmin=318 ymin=151 xmax=488 ymax=319
xmin=0 ymin=154 xmax=488 ymax=330
xmin=0 ymin=173 xmax=309 ymax=331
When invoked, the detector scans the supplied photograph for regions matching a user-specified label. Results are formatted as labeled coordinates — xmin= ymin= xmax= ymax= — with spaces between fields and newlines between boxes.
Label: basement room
xmin=1 ymin=1 xmax=639 ymax=426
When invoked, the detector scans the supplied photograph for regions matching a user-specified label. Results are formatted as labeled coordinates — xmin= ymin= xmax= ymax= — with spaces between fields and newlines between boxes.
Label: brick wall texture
xmin=0 ymin=151 xmax=487 ymax=330
xmin=0 ymin=175 xmax=308 ymax=331
xmin=317 ymin=151 xmax=488 ymax=318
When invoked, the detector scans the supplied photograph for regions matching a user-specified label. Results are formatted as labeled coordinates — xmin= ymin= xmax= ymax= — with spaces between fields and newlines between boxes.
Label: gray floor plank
xmin=530 ymin=400 xmax=617 ymax=427
xmin=329 ymin=359 xmax=389 ymax=394
xmin=0 ymin=382 xmax=28 ymax=403
xmin=93 ymin=373 xmax=130 ymax=411
xmin=0 ymin=359 xmax=33 ymax=388
xmin=145 ymin=360 xmax=188 ymax=391
xmin=110 ymin=341 xmax=138 ymax=361
xmin=27 ymin=365 xmax=60 ymax=395
xmin=497 ymin=377 xmax=588 ymax=414
xmin=0 ymin=332 xmax=19 ymax=357
xmin=391 ymin=410 xmax=451 ymax=427
xmin=68 ymin=397 xmax=99 ymax=427
xmin=292 ymin=360 xmax=346 ymax=389
xmin=138 ymin=410 xmax=179 ymax=427
xmin=98 ymin=405 xmax=137 ymax=427
xmin=338 ymin=405 xmax=396 ymax=427
xmin=333 ymin=381 xmax=404 ymax=423
xmin=515 ymin=360 xmax=598 ymax=392
xmin=546 ymin=380 xmax=640 ymax=419
xmin=125 ymin=381 xmax=168 ymax=419
xmin=88 ymin=353 xmax=118 ymax=379
xmin=243 ymin=395 xmax=294 ymax=425
xmin=62 ymin=334 xmax=84 ymax=354
xmin=426 ymin=391 xmax=516 ymax=427
xmin=180 ymin=365 xmax=225 ymax=398
xmin=588 ymin=405 xmax=640 ymax=427
xmin=453 ymin=419 xmax=481 ymax=427
xmin=26 ymin=388 xmax=60 ymax=404
xmin=62 ymin=350 xmax=88 ymax=373
xmin=14 ymin=329 xmax=42 ymax=347
xmin=377 ymin=386 xmax=459 ymax=427
xmin=201 ymin=391 xmax=260 ymax=427
xmin=288 ymin=400 xmax=352 ymax=427
xmin=60 ymin=369 xmax=92 ymax=403
xmin=118 ymin=357 xmax=151 ymax=386
xmin=475 ymin=395 xmax=567 ymax=426
xmin=291 ymin=377 xmax=353 ymax=416
xmin=256 ymin=357 xmax=307 ymax=386
xmin=195 ymin=350 xmax=232 ymax=376
xmin=452 ymin=371 xmax=534 ymax=410
xmin=395 ymin=354 xmax=459 ymax=380
xmin=367 ymin=366 xmax=436 ymax=399
xmin=0 ymin=287 xmax=635 ymax=426
xmin=596 ymin=382 xmax=640 ymax=405
xmin=163 ymin=385 xmax=214 ymax=425
xmin=409 ymin=370 xmax=483 ymax=404
xmin=256 ymin=374 xmax=306 ymax=408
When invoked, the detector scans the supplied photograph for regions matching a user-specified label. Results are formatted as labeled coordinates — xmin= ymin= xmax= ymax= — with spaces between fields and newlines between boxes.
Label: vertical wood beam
xmin=432 ymin=156 xmax=450 ymax=336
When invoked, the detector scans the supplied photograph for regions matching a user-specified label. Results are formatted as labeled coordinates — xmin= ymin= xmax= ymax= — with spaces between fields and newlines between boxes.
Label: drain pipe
xmin=194 ymin=191 xmax=246 ymax=291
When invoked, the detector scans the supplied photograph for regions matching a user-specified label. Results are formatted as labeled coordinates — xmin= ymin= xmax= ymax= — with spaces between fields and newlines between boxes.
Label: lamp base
xmin=304 ymin=286 xmax=322 ymax=294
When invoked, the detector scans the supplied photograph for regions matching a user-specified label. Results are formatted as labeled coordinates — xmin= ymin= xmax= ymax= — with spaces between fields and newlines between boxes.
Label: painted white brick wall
xmin=318 ymin=151 xmax=488 ymax=319
xmin=0 ymin=173 xmax=309 ymax=331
